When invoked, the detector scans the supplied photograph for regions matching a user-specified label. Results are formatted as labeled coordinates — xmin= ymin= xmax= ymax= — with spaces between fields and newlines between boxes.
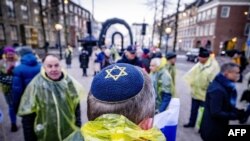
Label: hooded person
xmin=80 ymin=63 xmax=166 ymax=141
xmin=183 ymin=47 xmax=220 ymax=128
xmin=18 ymin=54 xmax=86 ymax=141
xmin=0 ymin=46 xmax=18 ymax=132
xmin=11 ymin=47 xmax=42 ymax=140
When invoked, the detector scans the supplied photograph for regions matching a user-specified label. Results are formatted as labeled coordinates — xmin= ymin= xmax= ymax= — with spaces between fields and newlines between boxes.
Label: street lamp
xmin=55 ymin=23 xmax=63 ymax=60
xmin=165 ymin=27 xmax=172 ymax=54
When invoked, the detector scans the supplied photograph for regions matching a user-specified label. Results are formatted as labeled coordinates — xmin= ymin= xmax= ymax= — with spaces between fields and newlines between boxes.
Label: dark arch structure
xmin=111 ymin=31 xmax=124 ymax=50
xmin=98 ymin=18 xmax=133 ymax=49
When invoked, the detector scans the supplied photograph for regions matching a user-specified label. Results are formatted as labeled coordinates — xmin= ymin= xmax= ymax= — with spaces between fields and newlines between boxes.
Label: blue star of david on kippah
xmin=105 ymin=65 xmax=128 ymax=81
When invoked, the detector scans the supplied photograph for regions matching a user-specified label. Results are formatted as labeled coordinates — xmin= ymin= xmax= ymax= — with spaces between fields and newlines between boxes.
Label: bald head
xmin=43 ymin=55 xmax=62 ymax=80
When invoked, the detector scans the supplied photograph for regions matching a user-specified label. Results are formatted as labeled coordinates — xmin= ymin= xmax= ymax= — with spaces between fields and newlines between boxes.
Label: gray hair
xmin=87 ymin=68 xmax=155 ymax=124
xmin=150 ymin=58 xmax=161 ymax=67
xmin=220 ymin=62 xmax=239 ymax=73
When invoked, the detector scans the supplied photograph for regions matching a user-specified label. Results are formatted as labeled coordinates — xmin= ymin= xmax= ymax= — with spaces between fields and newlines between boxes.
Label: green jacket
xmin=184 ymin=57 xmax=220 ymax=101
xmin=165 ymin=64 xmax=176 ymax=85
xmin=151 ymin=66 xmax=175 ymax=110
xmin=18 ymin=68 xmax=85 ymax=141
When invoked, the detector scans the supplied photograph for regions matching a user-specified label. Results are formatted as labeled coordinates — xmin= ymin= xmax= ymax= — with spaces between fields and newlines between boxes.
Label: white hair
xmin=150 ymin=58 xmax=161 ymax=67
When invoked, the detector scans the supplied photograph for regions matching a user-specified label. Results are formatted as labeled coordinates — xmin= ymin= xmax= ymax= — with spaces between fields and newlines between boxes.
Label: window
xmin=65 ymin=4 xmax=68 ymax=13
xmin=206 ymin=9 xmax=211 ymax=20
xmin=6 ymin=0 xmax=15 ymax=18
xmin=0 ymin=24 xmax=5 ymax=40
xmin=10 ymin=25 xmax=18 ymax=41
xmin=33 ymin=0 xmax=38 ymax=3
xmin=244 ymin=23 xmax=250 ymax=36
xmin=202 ymin=12 xmax=206 ymax=21
xmin=42 ymin=0 xmax=46 ymax=6
xmin=221 ymin=6 xmax=230 ymax=18
xmin=21 ymin=5 xmax=28 ymax=19
xmin=69 ymin=4 xmax=73 ymax=12
xmin=75 ymin=7 xmax=78 ymax=14
xmin=34 ymin=8 xmax=39 ymax=14
xmin=197 ymin=13 xmax=201 ymax=22
xmin=211 ymin=7 xmax=217 ymax=19
xmin=59 ymin=4 xmax=63 ymax=12
xmin=205 ymin=24 xmax=209 ymax=36
xmin=209 ymin=23 xmax=215 ymax=36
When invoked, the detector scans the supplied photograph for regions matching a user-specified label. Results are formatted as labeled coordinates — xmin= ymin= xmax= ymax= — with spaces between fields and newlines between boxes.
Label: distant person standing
xmin=0 ymin=46 xmax=18 ymax=132
xmin=12 ymin=47 xmax=41 ymax=140
xmin=200 ymin=63 xmax=248 ymax=141
xmin=79 ymin=47 xmax=89 ymax=76
xmin=90 ymin=46 xmax=101 ymax=75
xmin=141 ymin=48 xmax=151 ymax=73
xmin=65 ymin=44 xmax=73 ymax=68
xmin=165 ymin=52 xmax=177 ymax=85
xmin=183 ymin=48 xmax=220 ymax=128
xmin=150 ymin=58 xmax=175 ymax=113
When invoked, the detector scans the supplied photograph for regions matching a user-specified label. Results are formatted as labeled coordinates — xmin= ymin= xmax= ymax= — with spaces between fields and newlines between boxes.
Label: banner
xmin=154 ymin=98 xmax=180 ymax=141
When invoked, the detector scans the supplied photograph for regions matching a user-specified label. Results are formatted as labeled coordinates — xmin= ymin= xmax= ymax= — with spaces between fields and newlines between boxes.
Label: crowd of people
xmin=0 ymin=43 xmax=250 ymax=141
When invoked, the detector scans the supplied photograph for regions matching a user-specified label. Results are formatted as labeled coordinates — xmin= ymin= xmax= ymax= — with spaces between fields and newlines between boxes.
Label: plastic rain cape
xmin=18 ymin=68 xmax=85 ymax=141
xmin=81 ymin=114 xmax=166 ymax=141
xmin=183 ymin=57 xmax=220 ymax=101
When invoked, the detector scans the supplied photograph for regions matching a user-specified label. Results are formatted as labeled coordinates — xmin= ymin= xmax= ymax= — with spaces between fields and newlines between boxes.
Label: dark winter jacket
xmin=12 ymin=53 xmax=41 ymax=113
xmin=117 ymin=55 xmax=142 ymax=67
xmin=79 ymin=50 xmax=89 ymax=68
xmin=200 ymin=73 xmax=244 ymax=141
xmin=141 ymin=54 xmax=151 ymax=73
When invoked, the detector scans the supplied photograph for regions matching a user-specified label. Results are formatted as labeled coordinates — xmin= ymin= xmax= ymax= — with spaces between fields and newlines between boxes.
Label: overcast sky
xmin=73 ymin=0 xmax=195 ymax=25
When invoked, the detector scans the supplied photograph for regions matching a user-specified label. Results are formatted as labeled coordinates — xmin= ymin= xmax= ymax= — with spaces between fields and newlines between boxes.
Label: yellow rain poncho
xmin=165 ymin=63 xmax=176 ymax=85
xmin=82 ymin=114 xmax=166 ymax=141
xmin=18 ymin=68 xmax=86 ymax=141
xmin=184 ymin=57 xmax=220 ymax=101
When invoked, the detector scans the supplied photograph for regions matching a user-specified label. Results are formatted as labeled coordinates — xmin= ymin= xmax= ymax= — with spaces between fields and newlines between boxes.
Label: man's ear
xmin=138 ymin=118 xmax=153 ymax=130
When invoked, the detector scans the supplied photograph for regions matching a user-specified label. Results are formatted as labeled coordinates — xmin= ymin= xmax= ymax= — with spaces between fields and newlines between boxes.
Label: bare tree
xmin=173 ymin=0 xmax=181 ymax=52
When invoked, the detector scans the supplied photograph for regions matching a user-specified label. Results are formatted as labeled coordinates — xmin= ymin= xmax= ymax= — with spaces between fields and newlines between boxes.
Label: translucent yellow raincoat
xmin=165 ymin=63 xmax=176 ymax=85
xmin=18 ymin=68 xmax=86 ymax=141
xmin=184 ymin=57 xmax=220 ymax=101
xmin=81 ymin=114 xmax=166 ymax=141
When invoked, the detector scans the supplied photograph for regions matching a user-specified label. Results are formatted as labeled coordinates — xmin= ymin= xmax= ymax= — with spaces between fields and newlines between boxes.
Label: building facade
xmin=0 ymin=0 xmax=91 ymax=49
xmin=175 ymin=0 xmax=250 ymax=55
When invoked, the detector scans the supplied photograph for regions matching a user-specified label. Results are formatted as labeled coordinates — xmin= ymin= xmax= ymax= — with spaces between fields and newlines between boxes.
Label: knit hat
xmin=143 ymin=48 xmax=150 ymax=54
xmin=3 ymin=46 xmax=15 ymax=54
xmin=166 ymin=52 xmax=177 ymax=60
xmin=90 ymin=63 xmax=144 ymax=102
xmin=18 ymin=47 xmax=33 ymax=56
xmin=126 ymin=45 xmax=136 ymax=54
xmin=198 ymin=47 xmax=209 ymax=58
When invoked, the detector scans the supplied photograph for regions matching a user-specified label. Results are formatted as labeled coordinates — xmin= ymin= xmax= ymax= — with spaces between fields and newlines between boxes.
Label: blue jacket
xmin=12 ymin=53 xmax=41 ymax=113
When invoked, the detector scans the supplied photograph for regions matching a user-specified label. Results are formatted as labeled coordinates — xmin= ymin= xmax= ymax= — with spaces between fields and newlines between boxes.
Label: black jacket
xmin=117 ymin=55 xmax=142 ymax=67
xmin=200 ymin=73 xmax=243 ymax=141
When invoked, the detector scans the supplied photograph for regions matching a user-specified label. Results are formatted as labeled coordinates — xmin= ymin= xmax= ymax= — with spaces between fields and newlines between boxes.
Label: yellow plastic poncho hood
xmin=82 ymin=114 xmax=166 ymax=141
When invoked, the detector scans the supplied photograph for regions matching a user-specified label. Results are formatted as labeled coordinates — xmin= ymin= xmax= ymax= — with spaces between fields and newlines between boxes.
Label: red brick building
xmin=177 ymin=0 xmax=250 ymax=55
